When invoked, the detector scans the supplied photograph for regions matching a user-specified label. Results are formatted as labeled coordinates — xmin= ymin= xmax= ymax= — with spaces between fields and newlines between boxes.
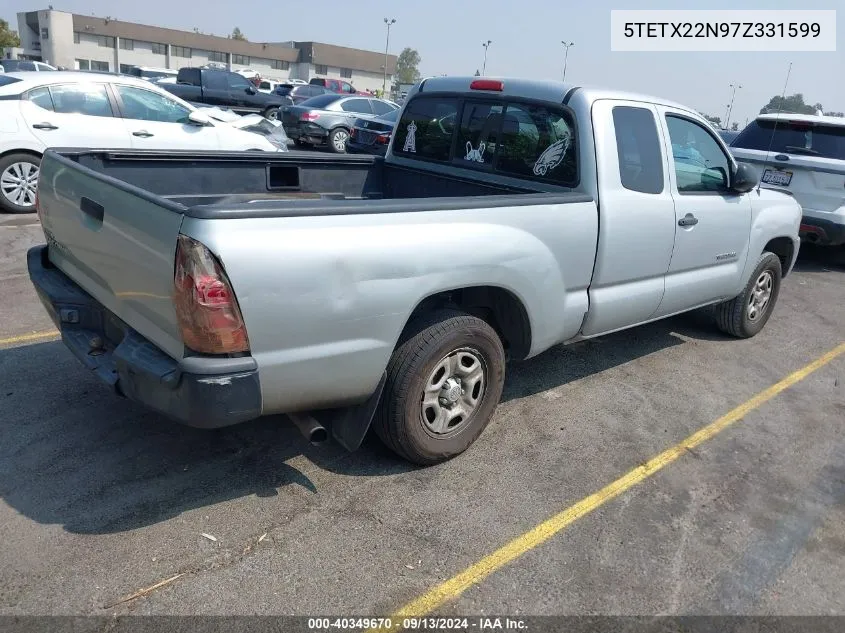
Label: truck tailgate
xmin=36 ymin=150 xmax=186 ymax=359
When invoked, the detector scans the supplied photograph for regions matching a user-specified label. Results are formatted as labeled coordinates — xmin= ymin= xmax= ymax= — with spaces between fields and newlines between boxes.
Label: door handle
xmin=80 ymin=196 xmax=104 ymax=223
xmin=32 ymin=122 xmax=58 ymax=130
xmin=132 ymin=130 xmax=154 ymax=138
xmin=678 ymin=213 xmax=699 ymax=227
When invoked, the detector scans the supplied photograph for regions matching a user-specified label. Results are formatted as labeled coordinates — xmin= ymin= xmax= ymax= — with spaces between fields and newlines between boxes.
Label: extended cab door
xmin=580 ymin=100 xmax=677 ymax=336
xmin=651 ymin=108 xmax=752 ymax=317
xmin=226 ymin=72 xmax=263 ymax=113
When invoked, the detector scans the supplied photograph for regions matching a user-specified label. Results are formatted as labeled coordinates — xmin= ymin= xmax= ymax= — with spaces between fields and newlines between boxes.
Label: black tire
xmin=294 ymin=139 xmax=309 ymax=148
xmin=0 ymin=152 xmax=41 ymax=214
xmin=373 ymin=309 xmax=506 ymax=465
xmin=328 ymin=127 xmax=349 ymax=154
xmin=262 ymin=107 xmax=279 ymax=121
xmin=715 ymin=251 xmax=782 ymax=338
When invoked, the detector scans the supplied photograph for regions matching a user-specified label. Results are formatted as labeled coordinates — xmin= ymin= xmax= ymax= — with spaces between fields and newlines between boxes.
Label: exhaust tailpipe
xmin=288 ymin=413 xmax=329 ymax=445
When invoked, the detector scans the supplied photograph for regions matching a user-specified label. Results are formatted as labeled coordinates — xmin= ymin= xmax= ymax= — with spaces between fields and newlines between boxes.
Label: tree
xmin=395 ymin=47 xmax=421 ymax=84
xmin=230 ymin=27 xmax=247 ymax=41
xmin=731 ymin=122 xmax=739 ymax=131
xmin=700 ymin=113 xmax=722 ymax=127
xmin=0 ymin=19 xmax=21 ymax=48
xmin=824 ymin=111 xmax=844 ymax=117
xmin=759 ymin=93 xmax=819 ymax=115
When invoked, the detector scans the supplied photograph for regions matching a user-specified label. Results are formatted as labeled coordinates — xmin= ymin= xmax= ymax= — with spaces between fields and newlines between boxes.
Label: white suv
xmin=729 ymin=114 xmax=845 ymax=247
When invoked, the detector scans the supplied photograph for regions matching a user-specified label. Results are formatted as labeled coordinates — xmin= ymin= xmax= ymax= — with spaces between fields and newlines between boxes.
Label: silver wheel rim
xmin=420 ymin=348 xmax=486 ymax=436
xmin=333 ymin=130 xmax=349 ymax=151
xmin=747 ymin=270 xmax=774 ymax=322
xmin=1 ymin=161 xmax=39 ymax=208
xmin=266 ymin=109 xmax=278 ymax=121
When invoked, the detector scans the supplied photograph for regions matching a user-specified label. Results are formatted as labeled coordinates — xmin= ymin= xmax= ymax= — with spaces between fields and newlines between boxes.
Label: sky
xmin=4 ymin=0 xmax=842 ymax=126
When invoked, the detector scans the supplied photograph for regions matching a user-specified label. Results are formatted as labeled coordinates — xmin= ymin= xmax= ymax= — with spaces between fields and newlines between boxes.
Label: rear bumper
xmin=283 ymin=122 xmax=329 ymax=143
xmin=800 ymin=215 xmax=845 ymax=246
xmin=27 ymin=245 xmax=262 ymax=429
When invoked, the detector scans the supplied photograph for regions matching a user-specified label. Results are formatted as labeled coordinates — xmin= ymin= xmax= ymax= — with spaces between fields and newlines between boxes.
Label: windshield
xmin=0 ymin=76 xmax=22 ymax=86
xmin=299 ymin=94 xmax=342 ymax=109
xmin=732 ymin=119 xmax=845 ymax=160
xmin=378 ymin=109 xmax=400 ymax=123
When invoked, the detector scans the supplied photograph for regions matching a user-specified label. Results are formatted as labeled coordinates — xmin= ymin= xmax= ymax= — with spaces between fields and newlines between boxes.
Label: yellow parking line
xmin=376 ymin=341 xmax=845 ymax=628
xmin=0 ymin=330 xmax=59 ymax=346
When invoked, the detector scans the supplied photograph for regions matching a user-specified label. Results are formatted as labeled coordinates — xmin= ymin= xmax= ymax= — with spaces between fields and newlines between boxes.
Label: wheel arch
xmin=763 ymin=236 xmax=796 ymax=278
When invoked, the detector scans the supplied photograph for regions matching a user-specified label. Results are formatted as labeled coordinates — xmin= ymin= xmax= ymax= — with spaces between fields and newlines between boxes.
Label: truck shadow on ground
xmin=0 ymin=313 xmax=721 ymax=535
xmin=793 ymin=244 xmax=845 ymax=274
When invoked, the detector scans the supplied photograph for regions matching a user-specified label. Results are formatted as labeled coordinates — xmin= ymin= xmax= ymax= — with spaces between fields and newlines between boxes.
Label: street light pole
xmin=482 ymin=40 xmax=492 ymax=75
xmin=561 ymin=41 xmax=574 ymax=83
xmin=725 ymin=83 xmax=741 ymax=130
xmin=383 ymin=18 xmax=396 ymax=95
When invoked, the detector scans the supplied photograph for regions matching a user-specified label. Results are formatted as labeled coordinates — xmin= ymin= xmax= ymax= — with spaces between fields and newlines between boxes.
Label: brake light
xmin=470 ymin=79 xmax=504 ymax=91
xmin=300 ymin=112 xmax=320 ymax=121
xmin=173 ymin=235 xmax=249 ymax=355
xmin=376 ymin=133 xmax=391 ymax=144
xmin=35 ymin=189 xmax=41 ymax=223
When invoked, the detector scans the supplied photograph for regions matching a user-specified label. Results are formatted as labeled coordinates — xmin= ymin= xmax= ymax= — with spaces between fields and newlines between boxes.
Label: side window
xmin=665 ymin=115 xmax=730 ymax=193
xmin=27 ymin=86 xmax=55 ymax=111
xmin=394 ymin=96 xmax=459 ymax=162
xmin=612 ymin=106 xmax=664 ymax=194
xmin=342 ymin=82 xmax=356 ymax=94
xmin=341 ymin=98 xmax=373 ymax=114
xmin=114 ymin=85 xmax=191 ymax=123
xmin=456 ymin=102 xmax=503 ymax=167
xmin=204 ymin=72 xmax=228 ymax=90
xmin=49 ymin=84 xmax=114 ymax=117
xmin=227 ymin=73 xmax=252 ymax=91
xmin=371 ymin=99 xmax=394 ymax=116
xmin=497 ymin=103 xmax=577 ymax=185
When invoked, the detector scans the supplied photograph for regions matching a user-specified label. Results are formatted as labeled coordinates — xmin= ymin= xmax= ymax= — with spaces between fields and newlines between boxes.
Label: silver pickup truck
xmin=28 ymin=76 xmax=802 ymax=465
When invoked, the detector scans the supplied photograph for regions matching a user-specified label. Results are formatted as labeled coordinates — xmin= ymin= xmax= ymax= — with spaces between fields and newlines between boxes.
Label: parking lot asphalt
xmin=1 ymin=220 xmax=844 ymax=617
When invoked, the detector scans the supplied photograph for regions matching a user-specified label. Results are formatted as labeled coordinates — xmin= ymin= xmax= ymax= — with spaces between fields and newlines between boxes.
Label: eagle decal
xmin=532 ymin=134 xmax=571 ymax=176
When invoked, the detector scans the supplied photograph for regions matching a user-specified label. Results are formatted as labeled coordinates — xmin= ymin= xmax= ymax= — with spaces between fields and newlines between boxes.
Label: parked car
xmin=195 ymin=106 xmax=290 ymax=150
xmin=258 ymin=79 xmax=283 ymax=94
xmin=0 ymin=59 xmax=56 ymax=72
xmin=281 ymin=94 xmax=399 ymax=152
xmin=347 ymin=108 xmax=398 ymax=156
xmin=309 ymin=77 xmax=369 ymax=95
xmin=161 ymin=67 xmax=292 ymax=120
xmin=274 ymin=83 xmax=333 ymax=104
xmin=28 ymin=76 xmax=801 ymax=465
xmin=729 ymin=113 xmax=845 ymax=247
xmin=124 ymin=66 xmax=178 ymax=82
xmin=0 ymin=72 xmax=285 ymax=213
xmin=717 ymin=129 xmax=740 ymax=144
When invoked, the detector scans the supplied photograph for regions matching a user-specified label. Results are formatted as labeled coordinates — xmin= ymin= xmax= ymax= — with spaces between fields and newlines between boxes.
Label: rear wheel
xmin=715 ymin=251 xmax=782 ymax=338
xmin=0 ymin=153 xmax=41 ymax=214
xmin=262 ymin=107 xmax=279 ymax=121
xmin=328 ymin=128 xmax=349 ymax=154
xmin=373 ymin=310 xmax=506 ymax=465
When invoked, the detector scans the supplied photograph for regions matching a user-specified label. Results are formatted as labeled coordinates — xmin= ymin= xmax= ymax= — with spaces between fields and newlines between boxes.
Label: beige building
xmin=11 ymin=9 xmax=397 ymax=93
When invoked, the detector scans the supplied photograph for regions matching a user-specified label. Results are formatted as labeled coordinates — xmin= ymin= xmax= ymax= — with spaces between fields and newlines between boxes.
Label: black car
xmin=347 ymin=109 xmax=399 ymax=156
xmin=274 ymin=83 xmax=333 ymax=104
xmin=281 ymin=94 xmax=398 ymax=153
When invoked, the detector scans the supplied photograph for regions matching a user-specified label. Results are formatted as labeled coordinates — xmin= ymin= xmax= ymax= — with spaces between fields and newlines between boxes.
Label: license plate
xmin=761 ymin=169 xmax=793 ymax=187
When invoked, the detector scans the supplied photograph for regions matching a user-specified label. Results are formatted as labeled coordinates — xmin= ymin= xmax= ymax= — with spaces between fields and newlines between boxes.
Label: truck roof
xmin=414 ymin=76 xmax=699 ymax=116
xmin=755 ymin=112 xmax=845 ymax=127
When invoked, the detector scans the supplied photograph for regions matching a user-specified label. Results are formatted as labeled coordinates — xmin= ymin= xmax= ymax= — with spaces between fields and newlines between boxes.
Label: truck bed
xmin=59 ymin=148 xmax=579 ymax=213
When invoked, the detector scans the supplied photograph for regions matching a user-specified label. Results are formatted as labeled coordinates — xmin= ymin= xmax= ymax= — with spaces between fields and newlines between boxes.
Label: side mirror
xmin=246 ymin=85 xmax=257 ymax=94
xmin=187 ymin=110 xmax=213 ymax=126
xmin=730 ymin=161 xmax=759 ymax=193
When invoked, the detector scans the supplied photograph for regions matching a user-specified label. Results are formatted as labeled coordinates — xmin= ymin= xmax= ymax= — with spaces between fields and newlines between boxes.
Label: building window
xmin=172 ymin=46 xmax=191 ymax=58
xmin=73 ymin=31 xmax=81 ymax=44
xmin=119 ymin=63 xmax=135 ymax=74
xmin=91 ymin=60 xmax=110 ymax=72
xmin=97 ymin=35 xmax=115 ymax=48
xmin=40 ymin=27 xmax=49 ymax=40
xmin=340 ymin=68 xmax=352 ymax=79
xmin=232 ymin=54 xmax=249 ymax=65
xmin=271 ymin=60 xmax=290 ymax=70
xmin=151 ymin=42 xmax=167 ymax=55
xmin=120 ymin=38 xmax=134 ymax=50
xmin=76 ymin=59 xmax=90 ymax=70
xmin=314 ymin=64 xmax=327 ymax=75
xmin=208 ymin=51 xmax=226 ymax=63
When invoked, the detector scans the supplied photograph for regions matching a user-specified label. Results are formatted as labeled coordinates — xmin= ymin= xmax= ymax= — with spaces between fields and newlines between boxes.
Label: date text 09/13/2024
xmin=307 ymin=617 xmax=527 ymax=630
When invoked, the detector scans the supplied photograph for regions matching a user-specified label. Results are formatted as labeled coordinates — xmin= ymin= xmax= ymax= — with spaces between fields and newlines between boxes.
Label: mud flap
xmin=325 ymin=372 xmax=387 ymax=452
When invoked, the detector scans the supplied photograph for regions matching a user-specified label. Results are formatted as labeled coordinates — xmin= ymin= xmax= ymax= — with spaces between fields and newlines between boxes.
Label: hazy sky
xmin=5 ymin=0 xmax=842 ymax=126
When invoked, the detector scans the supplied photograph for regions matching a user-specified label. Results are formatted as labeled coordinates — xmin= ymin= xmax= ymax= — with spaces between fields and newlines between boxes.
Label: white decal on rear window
xmin=403 ymin=121 xmax=417 ymax=153
xmin=532 ymin=135 xmax=571 ymax=176
xmin=464 ymin=141 xmax=486 ymax=163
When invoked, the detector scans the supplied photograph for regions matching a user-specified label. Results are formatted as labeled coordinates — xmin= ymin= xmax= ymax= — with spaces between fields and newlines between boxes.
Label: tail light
xmin=173 ymin=235 xmax=249 ymax=355
xmin=350 ymin=128 xmax=357 ymax=138
xmin=470 ymin=79 xmax=504 ymax=91
xmin=300 ymin=112 xmax=320 ymax=121
xmin=376 ymin=133 xmax=391 ymax=145
xmin=35 ymin=189 xmax=41 ymax=223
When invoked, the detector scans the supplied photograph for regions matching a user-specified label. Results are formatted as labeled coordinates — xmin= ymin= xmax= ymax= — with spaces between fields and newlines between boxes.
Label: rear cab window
xmin=393 ymin=94 xmax=578 ymax=186
xmin=733 ymin=119 xmax=845 ymax=161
